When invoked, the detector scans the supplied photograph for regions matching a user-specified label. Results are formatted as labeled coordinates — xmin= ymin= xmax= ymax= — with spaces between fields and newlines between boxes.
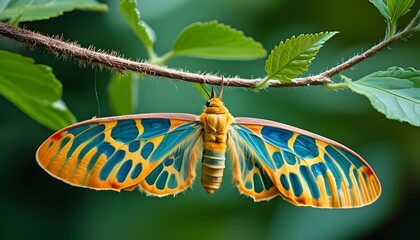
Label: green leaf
xmin=119 ymin=0 xmax=155 ymax=48
xmin=348 ymin=67 xmax=420 ymax=127
xmin=387 ymin=0 xmax=415 ymax=23
xmin=0 ymin=50 xmax=76 ymax=130
xmin=0 ymin=0 xmax=108 ymax=23
xmin=108 ymin=71 xmax=141 ymax=115
xmin=369 ymin=0 xmax=390 ymax=20
xmin=265 ymin=32 xmax=337 ymax=83
xmin=172 ymin=21 xmax=266 ymax=60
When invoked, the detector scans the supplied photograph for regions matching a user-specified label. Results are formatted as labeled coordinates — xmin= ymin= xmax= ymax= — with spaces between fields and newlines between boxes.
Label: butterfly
xmin=36 ymin=87 xmax=381 ymax=208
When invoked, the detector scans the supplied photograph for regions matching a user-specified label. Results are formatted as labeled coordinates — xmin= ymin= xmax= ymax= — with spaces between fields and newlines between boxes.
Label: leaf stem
xmin=145 ymin=45 xmax=158 ymax=64
xmin=0 ymin=21 xmax=416 ymax=88
xmin=254 ymin=76 xmax=272 ymax=89
xmin=153 ymin=50 xmax=175 ymax=66
xmin=387 ymin=20 xmax=396 ymax=38
xmin=324 ymin=82 xmax=349 ymax=90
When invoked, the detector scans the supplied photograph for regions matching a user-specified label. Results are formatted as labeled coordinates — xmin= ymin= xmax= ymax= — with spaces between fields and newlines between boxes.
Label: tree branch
xmin=0 ymin=22 xmax=409 ymax=88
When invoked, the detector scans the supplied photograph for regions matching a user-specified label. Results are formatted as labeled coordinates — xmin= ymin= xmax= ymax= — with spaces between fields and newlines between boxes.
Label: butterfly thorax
xmin=198 ymin=97 xmax=233 ymax=194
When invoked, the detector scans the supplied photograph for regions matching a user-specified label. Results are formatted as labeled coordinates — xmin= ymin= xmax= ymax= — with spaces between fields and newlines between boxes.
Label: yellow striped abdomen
xmin=201 ymin=148 xmax=225 ymax=194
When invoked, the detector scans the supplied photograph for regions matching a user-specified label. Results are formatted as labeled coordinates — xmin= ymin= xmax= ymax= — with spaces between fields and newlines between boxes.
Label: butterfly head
xmin=204 ymin=87 xmax=228 ymax=113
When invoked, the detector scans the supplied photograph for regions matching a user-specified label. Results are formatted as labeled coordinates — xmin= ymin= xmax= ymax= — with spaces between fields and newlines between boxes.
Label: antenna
xmin=218 ymin=77 xmax=224 ymax=99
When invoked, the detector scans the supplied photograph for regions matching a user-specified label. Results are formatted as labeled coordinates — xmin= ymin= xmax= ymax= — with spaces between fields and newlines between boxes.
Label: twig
xmin=0 ymin=22 xmax=410 ymax=88
xmin=320 ymin=33 xmax=403 ymax=79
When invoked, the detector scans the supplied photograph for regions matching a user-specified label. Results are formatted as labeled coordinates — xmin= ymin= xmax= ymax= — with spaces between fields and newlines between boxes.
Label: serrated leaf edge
xmin=265 ymin=31 xmax=337 ymax=82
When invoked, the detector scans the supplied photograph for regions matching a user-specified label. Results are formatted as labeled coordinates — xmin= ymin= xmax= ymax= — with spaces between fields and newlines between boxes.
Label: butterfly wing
xmin=228 ymin=117 xmax=381 ymax=208
xmin=36 ymin=113 xmax=203 ymax=196
xmin=227 ymin=125 xmax=281 ymax=201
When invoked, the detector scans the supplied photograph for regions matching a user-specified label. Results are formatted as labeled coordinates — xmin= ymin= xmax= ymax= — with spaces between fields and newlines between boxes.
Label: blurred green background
xmin=1 ymin=0 xmax=419 ymax=239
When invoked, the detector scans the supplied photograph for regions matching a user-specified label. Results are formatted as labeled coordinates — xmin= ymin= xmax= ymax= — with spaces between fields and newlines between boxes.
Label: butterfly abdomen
xmin=201 ymin=148 xmax=225 ymax=194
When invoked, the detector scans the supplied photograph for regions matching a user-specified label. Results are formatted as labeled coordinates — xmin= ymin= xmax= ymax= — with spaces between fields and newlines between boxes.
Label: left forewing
xmin=36 ymin=113 xmax=203 ymax=197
